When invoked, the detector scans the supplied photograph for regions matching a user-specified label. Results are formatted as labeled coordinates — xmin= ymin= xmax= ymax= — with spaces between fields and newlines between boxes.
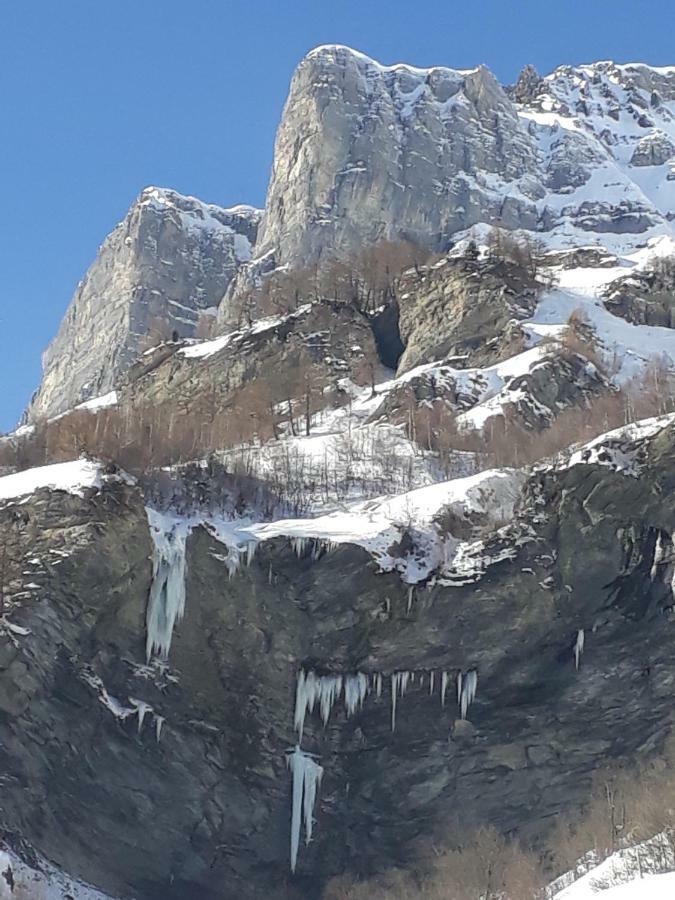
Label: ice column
xmin=287 ymin=746 xmax=324 ymax=872
xmin=146 ymin=522 xmax=187 ymax=662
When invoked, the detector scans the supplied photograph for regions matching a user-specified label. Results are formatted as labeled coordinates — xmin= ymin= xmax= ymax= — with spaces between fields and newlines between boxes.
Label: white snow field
xmin=0 ymin=459 xmax=108 ymax=502
xmin=550 ymin=834 xmax=675 ymax=899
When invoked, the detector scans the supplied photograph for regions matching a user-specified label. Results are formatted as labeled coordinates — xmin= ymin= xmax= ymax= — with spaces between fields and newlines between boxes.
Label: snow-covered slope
xmin=523 ymin=61 xmax=675 ymax=248
xmin=0 ymin=845 xmax=122 ymax=900
xmin=550 ymin=834 xmax=675 ymax=899
xmin=0 ymin=459 xmax=129 ymax=502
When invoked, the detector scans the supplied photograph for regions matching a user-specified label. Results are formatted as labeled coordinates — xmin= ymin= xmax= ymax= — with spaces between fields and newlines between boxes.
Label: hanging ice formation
xmin=287 ymin=746 xmax=324 ymax=873
xmin=130 ymin=698 xmax=152 ymax=734
xmin=574 ymin=629 xmax=585 ymax=670
xmin=441 ymin=671 xmax=449 ymax=707
xmin=245 ymin=540 xmax=257 ymax=567
xmin=146 ymin=522 xmax=187 ymax=662
xmin=294 ymin=670 xmax=371 ymax=738
xmin=291 ymin=537 xmax=338 ymax=560
xmin=295 ymin=665 xmax=473 ymax=736
xmin=407 ymin=586 xmax=414 ymax=613
xmin=154 ymin=716 xmax=165 ymax=742
xmin=344 ymin=673 xmax=369 ymax=717
xmin=459 ymin=669 xmax=478 ymax=720
xmin=390 ymin=671 xmax=411 ymax=731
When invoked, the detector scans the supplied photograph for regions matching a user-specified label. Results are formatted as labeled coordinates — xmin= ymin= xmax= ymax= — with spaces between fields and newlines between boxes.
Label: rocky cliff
xmin=27 ymin=49 xmax=675 ymax=421
xmin=254 ymin=46 xmax=541 ymax=266
xmin=2 ymin=419 xmax=675 ymax=899
xmin=220 ymin=51 xmax=675 ymax=326
xmin=27 ymin=188 xmax=260 ymax=421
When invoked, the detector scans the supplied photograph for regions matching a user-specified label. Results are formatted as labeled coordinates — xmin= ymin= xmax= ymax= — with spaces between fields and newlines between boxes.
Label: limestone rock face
xmin=29 ymin=50 xmax=675 ymax=415
xmin=254 ymin=45 xmax=542 ymax=269
xmin=27 ymin=188 xmax=261 ymax=421
xmin=395 ymin=257 xmax=539 ymax=374
xmin=121 ymin=301 xmax=380 ymax=419
xmin=511 ymin=64 xmax=544 ymax=105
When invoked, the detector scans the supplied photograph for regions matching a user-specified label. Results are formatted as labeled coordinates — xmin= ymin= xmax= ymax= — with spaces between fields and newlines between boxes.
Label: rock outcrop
xmin=604 ymin=258 xmax=675 ymax=327
xmin=27 ymin=188 xmax=261 ymax=421
xmin=121 ymin=301 xmax=380 ymax=419
xmin=221 ymin=52 xmax=675 ymax=327
xmin=395 ymin=256 xmax=539 ymax=374
xmin=630 ymin=131 xmax=675 ymax=167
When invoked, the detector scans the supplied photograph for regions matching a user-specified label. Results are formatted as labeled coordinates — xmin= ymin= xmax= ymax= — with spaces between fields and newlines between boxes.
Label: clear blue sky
xmin=2 ymin=0 xmax=674 ymax=431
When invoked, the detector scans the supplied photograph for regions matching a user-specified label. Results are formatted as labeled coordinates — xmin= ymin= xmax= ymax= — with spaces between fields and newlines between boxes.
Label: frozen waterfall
xmin=145 ymin=517 xmax=188 ymax=662
xmin=287 ymin=746 xmax=324 ymax=872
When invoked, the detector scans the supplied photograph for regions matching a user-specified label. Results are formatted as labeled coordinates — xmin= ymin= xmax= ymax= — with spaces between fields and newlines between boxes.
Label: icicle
xmin=145 ymin=524 xmax=187 ymax=662
xmin=574 ymin=629 xmax=585 ymax=670
xmin=292 ymin=537 xmax=310 ymax=558
xmin=375 ymin=673 xmax=383 ymax=698
xmin=226 ymin=548 xmax=240 ymax=580
xmin=407 ymin=586 xmax=414 ymax=614
xmin=390 ymin=671 xmax=411 ymax=732
xmin=287 ymin=746 xmax=324 ymax=873
xmin=311 ymin=540 xmax=328 ymax=562
xmin=344 ymin=673 xmax=369 ymax=717
xmin=456 ymin=671 xmax=463 ymax=707
xmin=294 ymin=670 xmax=310 ymax=739
xmin=268 ymin=563 xmax=273 ymax=584
xmin=130 ymin=698 xmax=152 ymax=734
xmin=319 ymin=675 xmax=342 ymax=725
xmin=391 ymin=674 xmax=398 ymax=731
xmin=246 ymin=540 xmax=257 ymax=567
xmin=441 ymin=671 xmax=449 ymax=707
xmin=294 ymin=670 xmax=343 ymax=738
xmin=460 ymin=670 xmax=478 ymax=720
xmin=154 ymin=715 xmax=165 ymax=743
xmin=429 ymin=670 xmax=435 ymax=696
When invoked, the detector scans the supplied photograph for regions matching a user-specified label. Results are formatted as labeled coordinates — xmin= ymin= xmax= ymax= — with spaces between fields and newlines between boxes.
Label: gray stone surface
xmin=631 ymin=131 xmax=675 ymax=167
xmin=28 ymin=50 xmax=675 ymax=420
xmin=27 ymin=188 xmax=261 ymax=421
xmin=253 ymin=46 xmax=542 ymax=269
xmin=395 ymin=256 xmax=539 ymax=374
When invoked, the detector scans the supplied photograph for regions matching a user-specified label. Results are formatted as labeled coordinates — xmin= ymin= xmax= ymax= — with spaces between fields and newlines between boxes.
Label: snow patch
xmin=0 ymin=459 xmax=123 ymax=503
xmin=0 ymin=845 xmax=120 ymax=900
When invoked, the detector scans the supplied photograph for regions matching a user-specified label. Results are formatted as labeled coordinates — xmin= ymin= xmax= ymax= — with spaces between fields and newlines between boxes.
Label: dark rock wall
xmin=2 ymin=430 xmax=675 ymax=898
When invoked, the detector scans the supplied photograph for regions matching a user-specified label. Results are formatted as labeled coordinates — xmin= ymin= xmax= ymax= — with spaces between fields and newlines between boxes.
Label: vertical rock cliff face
xmin=254 ymin=45 xmax=542 ymax=268
xmin=3 ymin=422 xmax=675 ymax=899
xmin=27 ymin=189 xmax=260 ymax=421
xmin=26 ymin=48 xmax=675 ymax=417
